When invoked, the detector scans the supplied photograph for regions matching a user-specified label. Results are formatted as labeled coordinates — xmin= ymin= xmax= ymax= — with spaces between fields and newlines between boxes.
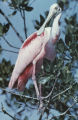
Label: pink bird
xmin=8 ymin=3 xmax=62 ymax=100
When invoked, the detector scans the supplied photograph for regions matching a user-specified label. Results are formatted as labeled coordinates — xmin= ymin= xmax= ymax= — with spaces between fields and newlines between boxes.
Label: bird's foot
xmin=32 ymin=75 xmax=44 ymax=109
xmin=39 ymin=101 xmax=43 ymax=110
xmin=37 ymin=95 xmax=44 ymax=110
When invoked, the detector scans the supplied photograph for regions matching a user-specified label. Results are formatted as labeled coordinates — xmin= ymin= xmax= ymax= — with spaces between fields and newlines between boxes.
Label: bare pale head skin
xmin=49 ymin=3 xmax=62 ymax=16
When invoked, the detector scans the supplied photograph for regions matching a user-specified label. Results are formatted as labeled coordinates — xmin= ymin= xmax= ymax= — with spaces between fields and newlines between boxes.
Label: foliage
xmin=34 ymin=11 xmax=49 ymax=30
xmin=9 ymin=0 xmax=33 ymax=11
xmin=65 ymin=14 xmax=78 ymax=60
xmin=0 ymin=23 xmax=10 ymax=36
xmin=0 ymin=59 xmax=13 ymax=88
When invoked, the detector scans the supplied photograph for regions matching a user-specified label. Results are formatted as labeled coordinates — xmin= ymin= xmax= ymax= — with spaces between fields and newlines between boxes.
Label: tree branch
xmin=1 ymin=103 xmax=19 ymax=120
xmin=51 ymin=84 xmax=75 ymax=100
xmin=0 ymin=83 xmax=75 ymax=102
xmin=41 ymin=72 xmax=60 ymax=100
xmin=2 ymin=36 xmax=20 ymax=49
xmin=49 ymin=98 xmax=77 ymax=120
xmin=0 ymin=87 xmax=38 ymax=100
xmin=23 ymin=10 xmax=27 ymax=38
xmin=41 ymin=78 xmax=57 ymax=100
xmin=19 ymin=10 xmax=27 ymax=39
xmin=0 ymin=9 xmax=24 ymax=43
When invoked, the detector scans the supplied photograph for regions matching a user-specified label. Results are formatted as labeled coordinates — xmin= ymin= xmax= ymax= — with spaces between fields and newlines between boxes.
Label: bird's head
xmin=49 ymin=3 xmax=62 ymax=17
xmin=37 ymin=3 xmax=62 ymax=35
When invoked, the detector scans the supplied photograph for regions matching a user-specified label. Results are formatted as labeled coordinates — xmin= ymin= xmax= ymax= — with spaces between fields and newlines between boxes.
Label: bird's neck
xmin=50 ymin=13 xmax=61 ymax=44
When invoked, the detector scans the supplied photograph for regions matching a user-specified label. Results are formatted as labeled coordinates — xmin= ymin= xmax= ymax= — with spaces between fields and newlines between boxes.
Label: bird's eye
xmin=58 ymin=8 xmax=61 ymax=12
xmin=55 ymin=7 xmax=58 ymax=10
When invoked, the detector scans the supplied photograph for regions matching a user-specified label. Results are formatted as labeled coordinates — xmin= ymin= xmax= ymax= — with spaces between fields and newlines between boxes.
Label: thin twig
xmin=1 ymin=103 xmax=19 ymax=120
xmin=72 ymin=65 xmax=78 ymax=69
xmin=0 ymin=9 xmax=24 ymax=43
xmin=0 ymin=83 xmax=76 ymax=103
xmin=2 ymin=36 xmax=20 ymax=49
xmin=0 ymin=87 xmax=38 ymax=100
xmin=19 ymin=10 xmax=27 ymax=38
xmin=42 ymin=78 xmax=57 ymax=100
xmin=41 ymin=72 xmax=60 ymax=100
xmin=49 ymin=99 xmax=77 ymax=120
xmin=59 ymin=102 xmax=76 ymax=116
xmin=23 ymin=10 xmax=27 ymax=38
xmin=20 ymin=9 xmax=23 ymax=18
xmin=51 ymin=84 xmax=74 ymax=100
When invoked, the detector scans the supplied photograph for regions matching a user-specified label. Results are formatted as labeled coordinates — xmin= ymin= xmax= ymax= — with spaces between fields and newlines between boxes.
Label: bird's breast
xmin=45 ymin=42 xmax=56 ymax=61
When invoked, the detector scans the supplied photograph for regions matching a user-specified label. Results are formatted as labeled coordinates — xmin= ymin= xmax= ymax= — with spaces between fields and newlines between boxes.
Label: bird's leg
xmin=32 ymin=63 xmax=40 ymax=98
xmin=32 ymin=45 xmax=45 ymax=107
xmin=39 ymin=83 xmax=43 ymax=109
xmin=39 ymin=83 xmax=42 ymax=98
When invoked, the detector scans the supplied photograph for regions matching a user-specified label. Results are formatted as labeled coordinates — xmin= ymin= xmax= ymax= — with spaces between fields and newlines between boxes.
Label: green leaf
xmin=35 ymin=20 xmax=40 ymax=26
xmin=8 ymin=11 xmax=17 ymax=16
xmin=34 ymin=26 xmax=40 ymax=30
xmin=39 ymin=76 xmax=50 ymax=85
xmin=25 ymin=6 xmax=33 ymax=11
xmin=0 ymin=23 xmax=3 ymax=36
xmin=0 ymin=23 xmax=9 ymax=36
xmin=0 ymin=45 xmax=2 ymax=53
xmin=3 ymin=23 xmax=10 ymax=34
xmin=40 ymin=15 xmax=45 ymax=24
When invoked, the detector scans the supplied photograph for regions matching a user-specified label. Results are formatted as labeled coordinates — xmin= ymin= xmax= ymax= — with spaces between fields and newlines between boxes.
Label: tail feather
xmin=8 ymin=59 xmax=43 ymax=91
xmin=8 ymin=72 xmax=19 ymax=89
xmin=17 ymin=63 xmax=33 ymax=91
xmin=8 ymin=63 xmax=33 ymax=90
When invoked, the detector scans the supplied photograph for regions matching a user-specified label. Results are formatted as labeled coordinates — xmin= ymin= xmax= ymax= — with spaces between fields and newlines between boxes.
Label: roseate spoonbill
xmin=8 ymin=3 xmax=61 ymax=99
xmin=17 ymin=12 xmax=62 ymax=92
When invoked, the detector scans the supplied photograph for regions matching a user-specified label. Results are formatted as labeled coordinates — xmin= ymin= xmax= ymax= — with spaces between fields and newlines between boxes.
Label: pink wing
xmin=17 ymin=63 xmax=33 ymax=91
xmin=17 ymin=58 xmax=43 ymax=91
xmin=9 ymin=32 xmax=44 ymax=88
